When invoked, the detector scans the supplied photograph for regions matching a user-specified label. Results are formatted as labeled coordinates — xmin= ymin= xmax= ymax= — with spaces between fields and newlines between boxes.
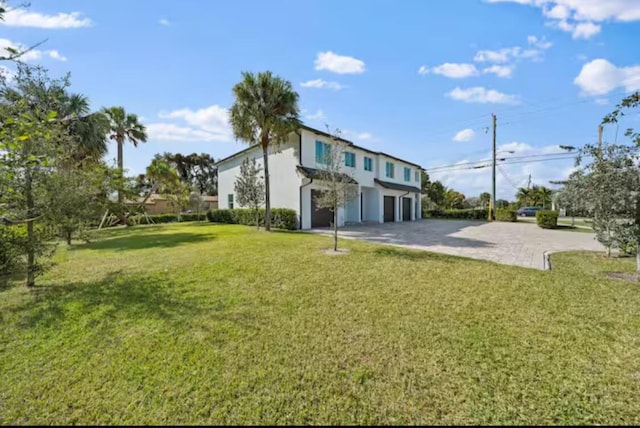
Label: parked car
xmin=517 ymin=206 xmax=542 ymax=217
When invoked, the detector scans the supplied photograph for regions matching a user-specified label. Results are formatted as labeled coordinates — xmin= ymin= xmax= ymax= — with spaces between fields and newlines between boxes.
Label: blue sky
xmin=1 ymin=0 xmax=639 ymax=199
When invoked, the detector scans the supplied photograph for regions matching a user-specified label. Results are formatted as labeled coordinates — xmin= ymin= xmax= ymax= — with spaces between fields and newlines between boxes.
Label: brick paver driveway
xmin=313 ymin=219 xmax=603 ymax=270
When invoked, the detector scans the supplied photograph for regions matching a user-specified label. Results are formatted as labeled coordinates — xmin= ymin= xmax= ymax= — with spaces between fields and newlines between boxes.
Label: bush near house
xmin=207 ymin=208 xmax=297 ymax=230
xmin=426 ymin=209 xmax=488 ymax=220
xmin=128 ymin=213 xmax=208 ymax=225
xmin=495 ymin=209 xmax=517 ymax=222
xmin=536 ymin=210 xmax=559 ymax=229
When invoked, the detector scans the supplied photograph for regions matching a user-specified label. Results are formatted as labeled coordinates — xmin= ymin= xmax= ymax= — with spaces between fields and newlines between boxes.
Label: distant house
xmin=126 ymin=194 xmax=218 ymax=215
xmin=216 ymin=124 xmax=422 ymax=229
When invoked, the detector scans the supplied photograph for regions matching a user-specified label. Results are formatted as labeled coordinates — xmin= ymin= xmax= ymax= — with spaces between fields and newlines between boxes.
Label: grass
xmin=2 ymin=223 xmax=640 ymax=425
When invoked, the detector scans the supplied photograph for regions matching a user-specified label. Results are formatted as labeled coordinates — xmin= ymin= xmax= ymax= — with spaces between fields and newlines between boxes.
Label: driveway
xmin=312 ymin=219 xmax=603 ymax=270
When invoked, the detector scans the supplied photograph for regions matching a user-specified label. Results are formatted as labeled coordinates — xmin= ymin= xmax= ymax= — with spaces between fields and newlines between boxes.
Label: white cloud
xmin=420 ymin=63 xmax=479 ymax=78
xmin=446 ymin=86 xmax=519 ymax=104
xmin=594 ymin=98 xmax=609 ymax=105
xmin=428 ymin=141 xmax=575 ymax=199
xmin=343 ymin=129 xmax=375 ymax=142
xmin=304 ymin=109 xmax=327 ymax=121
xmin=314 ymin=51 xmax=365 ymax=74
xmin=474 ymin=36 xmax=551 ymax=64
xmin=453 ymin=128 xmax=476 ymax=142
xmin=574 ymin=58 xmax=640 ymax=95
xmin=1 ymin=7 xmax=91 ymax=28
xmin=482 ymin=65 xmax=514 ymax=78
xmin=300 ymin=78 xmax=345 ymax=90
xmin=147 ymin=104 xmax=232 ymax=142
xmin=159 ymin=18 xmax=171 ymax=26
xmin=488 ymin=0 xmax=640 ymax=39
xmin=0 ymin=38 xmax=67 ymax=62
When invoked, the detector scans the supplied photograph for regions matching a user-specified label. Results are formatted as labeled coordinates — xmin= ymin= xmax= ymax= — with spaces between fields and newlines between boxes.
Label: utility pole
xmin=491 ymin=113 xmax=497 ymax=220
xmin=598 ymin=124 xmax=603 ymax=160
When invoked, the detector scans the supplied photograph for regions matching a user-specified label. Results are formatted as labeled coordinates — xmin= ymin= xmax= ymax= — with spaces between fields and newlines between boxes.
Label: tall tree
xmin=479 ymin=192 xmax=491 ymax=209
xmin=158 ymin=152 xmax=217 ymax=195
xmin=538 ymin=186 xmax=553 ymax=209
xmin=426 ymin=180 xmax=447 ymax=208
xmin=234 ymin=158 xmax=265 ymax=229
xmin=102 ymin=106 xmax=147 ymax=203
xmin=313 ymin=128 xmax=358 ymax=252
xmin=516 ymin=187 xmax=532 ymax=207
xmin=229 ymin=71 xmax=301 ymax=231
xmin=444 ymin=189 xmax=465 ymax=209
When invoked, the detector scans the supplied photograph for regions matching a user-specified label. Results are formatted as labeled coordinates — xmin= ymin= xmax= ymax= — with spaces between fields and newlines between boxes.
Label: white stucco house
xmin=216 ymin=125 xmax=423 ymax=230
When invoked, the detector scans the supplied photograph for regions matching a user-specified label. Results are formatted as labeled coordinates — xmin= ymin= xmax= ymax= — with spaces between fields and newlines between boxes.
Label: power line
xmin=425 ymin=151 xmax=578 ymax=173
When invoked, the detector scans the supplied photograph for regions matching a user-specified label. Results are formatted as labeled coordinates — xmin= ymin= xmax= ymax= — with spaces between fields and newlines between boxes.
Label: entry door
xmin=402 ymin=197 xmax=411 ymax=221
xmin=311 ymin=190 xmax=333 ymax=227
xmin=383 ymin=196 xmax=395 ymax=222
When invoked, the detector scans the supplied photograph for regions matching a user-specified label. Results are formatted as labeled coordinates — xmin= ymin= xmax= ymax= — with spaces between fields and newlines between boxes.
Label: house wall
xmin=217 ymin=135 xmax=301 ymax=223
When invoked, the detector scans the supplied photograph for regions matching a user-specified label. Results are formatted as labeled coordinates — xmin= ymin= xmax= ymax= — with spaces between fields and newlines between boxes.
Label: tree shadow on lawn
xmin=72 ymin=232 xmax=212 ymax=251
xmin=9 ymin=271 xmax=203 ymax=330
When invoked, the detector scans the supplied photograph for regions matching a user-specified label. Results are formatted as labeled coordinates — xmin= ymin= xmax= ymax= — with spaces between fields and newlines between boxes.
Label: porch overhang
xmin=374 ymin=178 xmax=420 ymax=193
xmin=296 ymin=165 xmax=358 ymax=184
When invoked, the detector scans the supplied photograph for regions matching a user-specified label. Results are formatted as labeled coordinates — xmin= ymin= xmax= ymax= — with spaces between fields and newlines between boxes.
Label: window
xmin=364 ymin=157 xmax=373 ymax=172
xmin=315 ymin=140 xmax=331 ymax=165
xmin=415 ymin=171 xmax=419 ymax=182
xmin=385 ymin=162 xmax=395 ymax=178
xmin=344 ymin=151 xmax=356 ymax=168
xmin=404 ymin=167 xmax=411 ymax=182
xmin=228 ymin=194 xmax=234 ymax=209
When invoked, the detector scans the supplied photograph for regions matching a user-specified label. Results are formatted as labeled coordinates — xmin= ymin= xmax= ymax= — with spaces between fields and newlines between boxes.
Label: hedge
xmin=206 ymin=208 xmax=298 ymax=230
xmin=536 ymin=210 xmax=558 ymax=229
xmin=495 ymin=208 xmax=517 ymax=222
xmin=425 ymin=208 xmax=488 ymax=220
xmin=128 ymin=213 xmax=208 ymax=225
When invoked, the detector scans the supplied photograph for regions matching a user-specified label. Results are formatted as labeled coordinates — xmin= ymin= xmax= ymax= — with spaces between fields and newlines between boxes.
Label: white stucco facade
xmin=216 ymin=126 xmax=422 ymax=229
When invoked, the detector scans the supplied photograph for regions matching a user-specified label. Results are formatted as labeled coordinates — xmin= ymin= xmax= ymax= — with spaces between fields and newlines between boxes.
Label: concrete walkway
xmin=312 ymin=219 xmax=603 ymax=270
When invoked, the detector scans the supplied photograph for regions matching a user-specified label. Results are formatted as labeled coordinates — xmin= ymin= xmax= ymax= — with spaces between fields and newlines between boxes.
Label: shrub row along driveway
xmin=314 ymin=219 xmax=603 ymax=269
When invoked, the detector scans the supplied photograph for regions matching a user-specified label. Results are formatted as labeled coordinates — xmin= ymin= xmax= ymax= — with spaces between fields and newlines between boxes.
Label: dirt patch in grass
xmin=605 ymin=272 xmax=640 ymax=283
xmin=321 ymin=248 xmax=351 ymax=255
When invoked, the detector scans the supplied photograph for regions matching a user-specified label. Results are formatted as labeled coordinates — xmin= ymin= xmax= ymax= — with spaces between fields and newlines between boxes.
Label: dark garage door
xmin=402 ymin=197 xmax=411 ymax=221
xmin=383 ymin=196 xmax=395 ymax=222
xmin=311 ymin=190 xmax=333 ymax=228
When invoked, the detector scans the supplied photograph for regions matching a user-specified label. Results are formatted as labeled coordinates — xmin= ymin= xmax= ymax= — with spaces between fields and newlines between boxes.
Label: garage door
xmin=311 ymin=190 xmax=333 ymax=228
xmin=383 ymin=196 xmax=395 ymax=222
xmin=402 ymin=197 xmax=411 ymax=221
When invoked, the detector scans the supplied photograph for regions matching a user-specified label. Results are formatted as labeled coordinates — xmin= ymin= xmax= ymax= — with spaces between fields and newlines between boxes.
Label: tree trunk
xmin=117 ymin=137 xmax=124 ymax=203
xmin=333 ymin=210 xmax=338 ymax=252
xmin=25 ymin=169 xmax=35 ymax=287
xmin=262 ymin=145 xmax=271 ymax=232
xmin=256 ymin=208 xmax=260 ymax=230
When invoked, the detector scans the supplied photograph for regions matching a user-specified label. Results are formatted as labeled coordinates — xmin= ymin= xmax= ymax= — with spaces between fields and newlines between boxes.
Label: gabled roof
xmin=296 ymin=165 xmax=358 ymax=184
xmin=374 ymin=178 xmax=420 ymax=193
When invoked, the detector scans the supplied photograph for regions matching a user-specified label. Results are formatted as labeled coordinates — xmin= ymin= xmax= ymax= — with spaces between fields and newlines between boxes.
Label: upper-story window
xmin=385 ymin=162 xmax=395 ymax=179
xmin=364 ymin=157 xmax=373 ymax=172
xmin=315 ymin=140 xmax=331 ymax=165
xmin=228 ymin=194 xmax=234 ymax=209
xmin=404 ymin=167 xmax=411 ymax=182
xmin=344 ymin=151 xmax=356 ymax=168
xmin=415 ymin=171 xmax=419 ymax=182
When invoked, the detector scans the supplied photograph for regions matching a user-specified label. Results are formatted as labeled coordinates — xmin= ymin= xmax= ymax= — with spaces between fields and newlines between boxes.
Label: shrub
xmin=206 ymin=208 xmax=298 ymax=230
xmin=425 ymin=209 xmax=488 ymax=221
xmin=611 ymin=221 xmax=639 ymax=256
xmin=536 ymin=210 xmax=558 ymax=229
xmin=0 ymin=225 xmax=27 ymax=284
xmin=495 ymin=208 xmax=517 ymax=222
xmin=128 ymin=213 xmax=208 ymax=225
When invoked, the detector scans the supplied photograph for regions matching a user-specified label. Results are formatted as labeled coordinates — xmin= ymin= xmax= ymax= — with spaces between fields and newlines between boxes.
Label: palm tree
xmin=139 ymin=158 xmax=179 ymax=207
xmin=63 ymin=94 xmax=109 ymax=162
xmin=229 ymin=71 xmax=301 ymax=231
xmin=479 ymin=192 xmax=491 ymax=209
xmin=516 ymin=187 xmax=531 ymax=207
xmin=102 ymin=106 xmax=148 ymax=202
xmin=538 ymin=186 xmax=553 ymax=209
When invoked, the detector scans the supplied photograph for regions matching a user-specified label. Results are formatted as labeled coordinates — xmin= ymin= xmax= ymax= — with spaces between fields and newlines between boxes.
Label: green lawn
xmin=2 ymin=223 xmax=640 ymax=425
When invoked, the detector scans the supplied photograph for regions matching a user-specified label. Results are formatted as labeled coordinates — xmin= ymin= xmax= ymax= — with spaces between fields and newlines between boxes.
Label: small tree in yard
xmin=314 ymin=128 xmax=358 ymax=252
xmin=234 ymin=158 xmax=265 ymax=229
xmin=188 ymin=191 xmax=205 ymax=217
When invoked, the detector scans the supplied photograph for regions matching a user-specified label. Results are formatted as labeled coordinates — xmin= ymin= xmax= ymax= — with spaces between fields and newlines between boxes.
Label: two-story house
xmin=216 ymin=125 xmax=422 ymax=229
